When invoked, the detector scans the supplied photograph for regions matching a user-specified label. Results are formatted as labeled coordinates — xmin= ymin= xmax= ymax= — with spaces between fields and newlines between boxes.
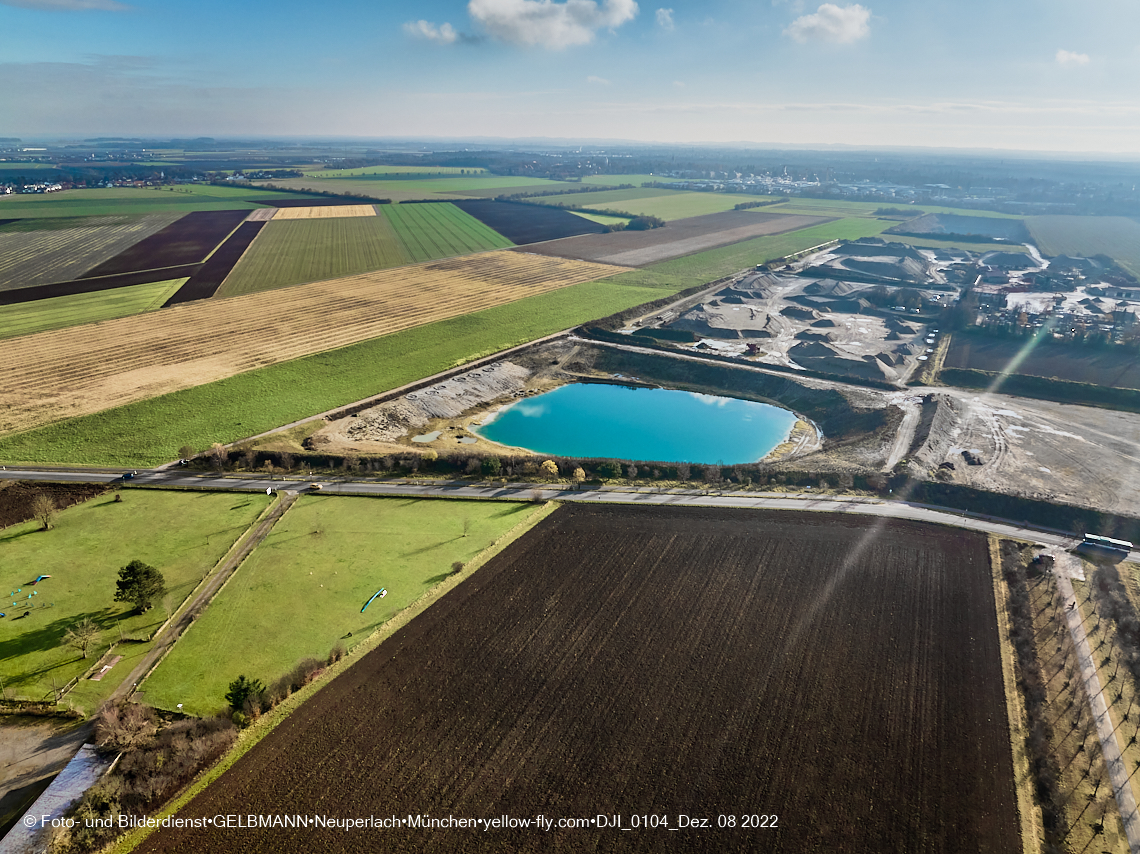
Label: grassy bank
xmin=0 ymin=280 xmax=671 ymax=467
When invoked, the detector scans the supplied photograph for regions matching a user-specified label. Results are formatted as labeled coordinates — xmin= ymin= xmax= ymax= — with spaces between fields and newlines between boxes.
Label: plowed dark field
xmin=80 ymin=210 xmax=248 ymax=277
xmin=528 ymin=210 xmax=832 ymax=266
xmin=163 ymin=221 xmax=265 ymax=305
xmin=946 ymin=333 xmax=1140 ymax=390
xmin=452 ymin=199 xmax=607 ymax=244
xmin=138 ymin=506 xmax=1018 ymax=854
xmin=0 ymin=264 xmax=201 ymax=305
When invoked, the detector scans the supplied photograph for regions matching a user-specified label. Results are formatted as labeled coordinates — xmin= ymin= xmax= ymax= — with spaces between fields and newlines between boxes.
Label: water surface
xmin=474 ymin=383 xmax=797 ymax=464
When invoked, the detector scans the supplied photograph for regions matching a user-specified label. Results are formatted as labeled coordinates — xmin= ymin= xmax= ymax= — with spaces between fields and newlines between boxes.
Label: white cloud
xmin=404 ymin=20 xmax=460 ymax=44
xmin=467 ymin=0 xmax=638 ymax=49
xmin=655 ymin=7 xmax=674 ymax=29
xmin=0 ymin=0 xmax=129 ymax=10
xmin=672 ymin=80 xmax=685 ymax=87
xmin=587 ymin=75 xmax=611 ymax=84
xmin=785 ymin=3 xmax=870 ymax=44
xmin=1056 ymin=49 xmax=1090 ymax=66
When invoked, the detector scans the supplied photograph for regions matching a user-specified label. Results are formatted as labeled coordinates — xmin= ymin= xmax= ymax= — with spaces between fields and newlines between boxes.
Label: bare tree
xmin=30 ymin=493 xmax=56 ymax=530
xmin=63 ymin=617 xmax=101 ymax=659
xmin=210 ymin=443 xmax=229 ymax=470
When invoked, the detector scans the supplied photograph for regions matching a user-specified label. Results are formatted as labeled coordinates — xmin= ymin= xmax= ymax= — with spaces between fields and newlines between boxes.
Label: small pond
xmin=472 ymin=383 xmax=798 ymax=464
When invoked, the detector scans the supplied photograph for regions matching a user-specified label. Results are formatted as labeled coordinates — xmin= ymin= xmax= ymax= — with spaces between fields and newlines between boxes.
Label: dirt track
xmin=913 ymin=390 xmax=1140 ymax=516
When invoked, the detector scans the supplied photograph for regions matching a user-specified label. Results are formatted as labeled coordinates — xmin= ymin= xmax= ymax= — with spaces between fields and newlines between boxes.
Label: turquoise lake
xmin=473 ymin=383 xmax=799 ymax=464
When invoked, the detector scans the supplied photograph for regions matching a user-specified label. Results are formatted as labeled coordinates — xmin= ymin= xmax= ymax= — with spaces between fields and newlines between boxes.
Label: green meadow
xmin=140 ymin=496 xmax=531 ymax=715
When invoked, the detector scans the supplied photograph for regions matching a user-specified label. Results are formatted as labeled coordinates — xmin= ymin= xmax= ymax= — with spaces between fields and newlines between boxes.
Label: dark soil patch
xmin=0 ymin=481 xmax=108 ymax=529
xmin=529 ymin=211 xmax=832 ymax=266
xmin=0 ymin=265 xmax=202 ymax=306
xmin=162 ymin=221 xmax=266 ymax=305
xmin=946 ymin=333 xmax=1140 ymax=389
xmin=79 ymin=210 xmax=249 ymax=277
xmin=451 ymin=199 xmax=606 ymax=244
xmin=137 ymin=505 xmax=1018 ymax=854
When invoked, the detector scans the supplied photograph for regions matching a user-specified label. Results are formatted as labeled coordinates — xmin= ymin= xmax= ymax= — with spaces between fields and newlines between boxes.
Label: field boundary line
xmin=108 ymin=499 xmax=557 ymax=854
xmin=115 ymin=492 xmax=299 ymax=705
xmin=213 ymin=214 xmax=269 ymax=295
xmin=141 ymin=492 xmax=284 ymax=643
xmin=989 ymin=535 xmax=1045 ymax=854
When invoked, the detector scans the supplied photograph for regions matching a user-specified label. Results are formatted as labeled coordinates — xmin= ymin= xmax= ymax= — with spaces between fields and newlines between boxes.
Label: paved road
xmin=5 ymin=467 xmax=1124 ymax=559
xmin=1056 ymin=570 xmax=1140 ymax=853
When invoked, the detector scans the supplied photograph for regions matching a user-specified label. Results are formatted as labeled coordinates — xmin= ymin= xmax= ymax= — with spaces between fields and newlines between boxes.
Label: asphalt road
xmin=6 ymin=466 xmax=1125 ymax=559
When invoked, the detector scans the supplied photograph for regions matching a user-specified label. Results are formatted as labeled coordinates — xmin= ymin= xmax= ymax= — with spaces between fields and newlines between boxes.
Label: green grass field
xmin=0 ymin=490 xmax=272 ymax=710
xmin=570 ymin=211 xmax=630 ymax=226
xmin=888 ymin=235 xmax=1027 ymax=254
xmin=572 ymin=189 xmax=750 ymax=221
xmin=602 ymin=217 xmax=892 ymax=290
xmin=0 ymin=279 xmax=185 ymax=340
xmin=0 ymin=279 xmax=673 ymax=467
xmin=302 ymin=165 xmax=488 ymax=178
xmin=140 ymin=496 xmax=531 ymax=715
xmin=216 ymin=217 xmax=409 ymax=297
xmin=1027 ymin=215 xmax=1140 ymax=277
xmin=581 ymin=174 xmax=663 ymax=187
xmin=218 ymin=203 xmax=514 ymax=297
xmin=380 ymin=202 xmax=514 ymax=262
xmin=0 ymin=187 xmax=320 ymax=219
xmin=255 ymin=175 xmax=565 ymax=202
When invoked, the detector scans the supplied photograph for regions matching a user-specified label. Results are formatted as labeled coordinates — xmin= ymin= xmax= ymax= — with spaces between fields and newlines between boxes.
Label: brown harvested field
xmin=528 ymin=210 xmax=833 ymax=266
xmin=138 ymin=505 xmax=1019 ymax=854
xmin=945 ymin=334 xmax=1140 ymax=390
xmin=270 ymin=204 xmax=376 ymax=220
xmin=0 ymin=213 xmax=183 ymax=291
xmin=0 ymin=251 xmax=627 ymax=434
xmin=79 ymin=210 xmax=249 ymax=277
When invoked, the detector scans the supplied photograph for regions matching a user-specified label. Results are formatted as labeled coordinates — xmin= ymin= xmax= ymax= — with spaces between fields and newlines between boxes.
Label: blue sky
xmin=1 ymin=0 xmax=1138 ymax=153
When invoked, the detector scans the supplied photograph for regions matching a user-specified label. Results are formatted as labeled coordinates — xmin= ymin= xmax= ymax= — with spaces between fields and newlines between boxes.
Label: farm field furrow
xmin=0 ymin=188 xmax=272 ymax=218
xmin=136 ymin=505 xmax=1020 ymax=854
xmin=537 ymin=189 xmax=755 ymax=221
xmin=216 ymin=216 xmax=409 ymax=297
xmin=0 ymin=213 xmax=183 ymax=291
xmin=381 ymin=203 xmax=514 ymax=261
xmin=0 ymin=251 xmax=628 ymax=435
xmin=1027 ymin=215 xmax=1140 ymax=277
xmin=164 ymin=221 xmax=266 ymax=305
xmin=270 ymin=205 xmax=376 ymax=220
xmin=528 ymin=210 xmax=832 ymax=266
xmin=79 ymin=210 xmax=250 ymax=277
xmin=0 ymin=278 xmax=185 ymax=340
xmin=0 ymin=265 xmax=203 ymax=306
xmin=0 ymin=279 xmax=669 ymax=466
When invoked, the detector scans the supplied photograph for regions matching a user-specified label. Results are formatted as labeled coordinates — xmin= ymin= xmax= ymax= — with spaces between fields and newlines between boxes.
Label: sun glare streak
xmin=983 ymin=315 xmax=1059 ymax=396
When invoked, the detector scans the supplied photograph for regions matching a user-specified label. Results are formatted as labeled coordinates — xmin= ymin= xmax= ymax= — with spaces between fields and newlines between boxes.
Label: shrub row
xmin=999 ymin=540 xmax=1069 ymax=842
xmin=49 ymin=705 xmax=237 ymax=853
